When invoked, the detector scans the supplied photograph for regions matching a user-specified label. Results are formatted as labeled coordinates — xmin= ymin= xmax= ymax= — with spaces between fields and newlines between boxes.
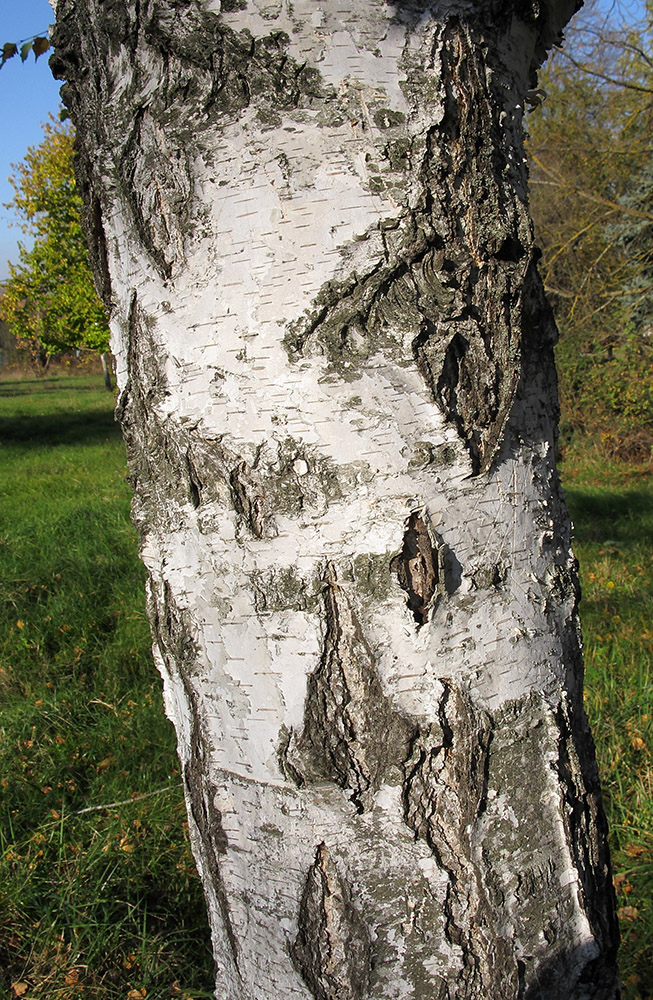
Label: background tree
xmin=527 ymin=0 xmax=653 ymax=456
xmin=0 ymin=117 xmax=112 ymax=385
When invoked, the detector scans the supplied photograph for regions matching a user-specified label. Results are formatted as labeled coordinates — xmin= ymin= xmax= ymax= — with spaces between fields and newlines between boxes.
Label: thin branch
xmin=73 ymin=784 xmax=182 ymax=815
xmin=556 ymin=48 xmax=653 ymax=94
xmin=544 ymin=284 xmax=575 ymax=299
xmin=565 ymin=24 xmax=653 ymax=71
xmin=15 ymin=29 xmax=52 ymax=46
xmin=529 ymin=153 xmax=653 ymax=222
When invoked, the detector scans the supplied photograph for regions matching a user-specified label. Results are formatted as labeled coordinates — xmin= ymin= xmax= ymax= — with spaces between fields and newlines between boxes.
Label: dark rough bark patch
xmin=552 ymin=698 xmax=620 ymax=990
xmin=292 ymin=843 xmax=371 ymax=1000
xmin=402 ymin=683 xmax=519 ymax=998
xmin=402 ymin=684 xmax=491 ymax=865
xmin=390 ymin=512 xmax=445 ymax=625
xmin=409 ymin=21 xmax=528 ymax=476
xmin=229 ymin=461 xmax=268 ymax=539
xmin=401 ymin=685 xmax=619 ymax=998
xmin=280 ymin=564 xmax=412 ymax=811
xmin=121 ymin=109 xmax=193 ymax=278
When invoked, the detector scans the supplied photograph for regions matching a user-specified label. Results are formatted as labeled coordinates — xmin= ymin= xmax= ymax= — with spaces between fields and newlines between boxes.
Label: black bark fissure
xmin=280 ymin=564 xmax=412 ymax=812
xmin=292 ymin=843 xmax=371 ymax=1000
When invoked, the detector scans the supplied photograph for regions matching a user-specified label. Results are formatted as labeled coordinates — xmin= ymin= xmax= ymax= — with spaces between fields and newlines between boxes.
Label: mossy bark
xmin=51 ymin=1 xmax=619 ymax=997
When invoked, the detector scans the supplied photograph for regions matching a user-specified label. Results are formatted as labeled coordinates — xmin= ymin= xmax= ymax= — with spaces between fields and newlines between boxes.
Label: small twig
xmin=73 ymin=783 xmax=182 ymax=815
xmin=89 ymin=698 xmax=118 ymax=715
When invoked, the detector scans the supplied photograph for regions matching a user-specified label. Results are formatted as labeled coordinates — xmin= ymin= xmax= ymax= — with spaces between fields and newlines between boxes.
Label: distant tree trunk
xmin=52 ymin=1 xmax=619 ymax=997
xmin=34 ymin=342 xmax=50 ymax=371
xmin=100 ymin=351 xmax=113 ymax=390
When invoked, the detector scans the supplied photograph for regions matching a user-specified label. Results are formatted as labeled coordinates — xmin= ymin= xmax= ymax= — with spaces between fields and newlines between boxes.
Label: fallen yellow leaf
xmin=11 ymin=984 xmax=28 ymax=997
xmin=631 ymin=736 xmax=646 ymax=752
xmin=617 ymin=906 xmax=639 ymax=922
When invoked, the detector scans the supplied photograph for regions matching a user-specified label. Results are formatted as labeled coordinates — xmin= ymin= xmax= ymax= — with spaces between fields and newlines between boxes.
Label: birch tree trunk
xmin=51 ymin=1 xmax=620 ymax=996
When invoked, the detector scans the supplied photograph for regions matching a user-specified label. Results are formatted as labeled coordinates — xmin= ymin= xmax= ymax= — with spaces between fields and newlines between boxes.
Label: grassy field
xmin=0 ymin=375 xmax=651 ymax=999
xmin=563 ymin=449 xmax=653 ymax=999
xmin=0 ymin=376 xmax=214 ymax=999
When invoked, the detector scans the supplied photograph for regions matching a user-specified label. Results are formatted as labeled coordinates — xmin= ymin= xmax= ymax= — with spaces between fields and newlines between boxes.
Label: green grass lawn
xmin=562 ymin=449 xmax=653 ymax=1000
xmin=0 ymin=375 xmax=650 ymax=999
xmin=0 ymin=375 xmax=214 ymax=1000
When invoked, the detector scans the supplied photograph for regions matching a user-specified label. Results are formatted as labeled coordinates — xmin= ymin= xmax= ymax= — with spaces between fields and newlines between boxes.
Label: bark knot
xmin=390 ymin=512 xmax=445 ymax=625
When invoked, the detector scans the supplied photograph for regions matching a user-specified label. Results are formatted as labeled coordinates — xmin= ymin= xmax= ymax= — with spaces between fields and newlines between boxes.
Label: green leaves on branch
xmin=0 ymin=119 xmax=110 ymax=359
xmin=1 ymin=33 xmax=51 ymax=69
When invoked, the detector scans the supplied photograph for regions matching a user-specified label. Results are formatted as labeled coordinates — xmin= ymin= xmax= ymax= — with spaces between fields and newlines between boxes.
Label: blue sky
xmin=0 ymin=0 xmax=62 ymax=281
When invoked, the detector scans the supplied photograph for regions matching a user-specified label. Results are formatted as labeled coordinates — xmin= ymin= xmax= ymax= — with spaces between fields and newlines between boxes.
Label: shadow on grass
xmin=0 ymin=409 xmax=121 ymax=447
xmin=0 ymin=378 xmax=106 ymax=398
xmin=566 ymin=488 xmax=653 ymax=548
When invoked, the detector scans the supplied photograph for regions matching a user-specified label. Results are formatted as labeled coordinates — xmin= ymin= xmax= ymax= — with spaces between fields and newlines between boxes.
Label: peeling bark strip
xmin=292 ymin=843 xmax=371 ymax=1000
xmin=52 ymin=0 xmax=619 ymax=996
xmin=281 ymin=565 xmax=411 ymax=811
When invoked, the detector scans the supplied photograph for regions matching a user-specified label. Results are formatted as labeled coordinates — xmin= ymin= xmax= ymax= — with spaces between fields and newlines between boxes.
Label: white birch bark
xmin=51 ymin=1 xmax=619 ymax=996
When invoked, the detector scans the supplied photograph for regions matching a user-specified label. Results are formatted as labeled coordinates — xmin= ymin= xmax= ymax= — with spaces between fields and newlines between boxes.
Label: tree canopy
xmin=0 ymin=117 xmax=109 ymax=362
